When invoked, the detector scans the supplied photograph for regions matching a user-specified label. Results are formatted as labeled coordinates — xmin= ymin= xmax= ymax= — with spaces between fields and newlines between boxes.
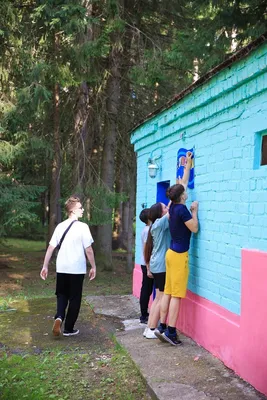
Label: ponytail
xmin=144 ymin=226 xmax=153 ymax=264
xmin=144 ymin=202 xmax=163 ymax=264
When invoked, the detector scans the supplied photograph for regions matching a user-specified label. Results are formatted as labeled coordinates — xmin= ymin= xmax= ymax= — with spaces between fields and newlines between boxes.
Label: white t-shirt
xmin=50 ymin=219 xmax=94 ymax=274
xmin=140 ymin=225 xmax=149 ymax=266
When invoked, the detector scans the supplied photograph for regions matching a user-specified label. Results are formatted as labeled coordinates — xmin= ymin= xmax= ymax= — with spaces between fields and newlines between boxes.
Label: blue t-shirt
xmin=149 ymin=214 xmax=171 ymax=273
xmin=169 ymin=203 xmax=192 ymax=253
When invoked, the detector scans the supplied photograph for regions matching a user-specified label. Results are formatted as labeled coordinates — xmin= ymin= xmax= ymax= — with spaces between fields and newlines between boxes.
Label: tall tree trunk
xmin=114 ymin=25 xmax=137 ymax=265
xmin=126 ymin=173 xmax=135 ymax=272
xmin=48 ymin=33 xmax=61 ymax=242
xmin=117 ymin=148 xmax=136 ymax=271
xmin=73 ymin=0 xmax=96 ymax=189
xmin=73 ymin=81 xmax=90 ymax=187
xmin=96 ymin=30 xmax=122 ymax=270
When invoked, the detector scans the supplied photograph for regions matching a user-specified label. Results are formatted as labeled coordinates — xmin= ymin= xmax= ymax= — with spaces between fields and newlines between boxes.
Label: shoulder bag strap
xmin=57 ymin=220 xmax=77 ymax=250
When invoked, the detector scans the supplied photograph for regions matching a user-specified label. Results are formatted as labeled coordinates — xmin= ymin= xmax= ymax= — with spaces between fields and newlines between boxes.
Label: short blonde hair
xmin=65 ymin=196 xmax=81 ymax=216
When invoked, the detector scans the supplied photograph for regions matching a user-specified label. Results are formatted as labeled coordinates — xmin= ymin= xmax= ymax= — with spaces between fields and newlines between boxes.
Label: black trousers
xmin=55 ymin=273 xmax=85 ymax=332
xmin=140 ymin=265 xmax=154 ymax=318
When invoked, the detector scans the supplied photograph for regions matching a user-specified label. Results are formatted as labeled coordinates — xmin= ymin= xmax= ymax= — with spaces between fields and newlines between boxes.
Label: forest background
xmin=0 ymin=0 xmax=266 ymax=270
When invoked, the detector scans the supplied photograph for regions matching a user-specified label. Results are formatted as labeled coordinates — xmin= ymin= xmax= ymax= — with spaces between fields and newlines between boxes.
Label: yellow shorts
xmin=164 ymin=249 xmax=189 ymax=298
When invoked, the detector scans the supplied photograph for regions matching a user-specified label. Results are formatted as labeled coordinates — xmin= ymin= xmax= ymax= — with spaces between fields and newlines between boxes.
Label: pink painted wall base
xmin=132 ymin=249 xmax=267 ymax=396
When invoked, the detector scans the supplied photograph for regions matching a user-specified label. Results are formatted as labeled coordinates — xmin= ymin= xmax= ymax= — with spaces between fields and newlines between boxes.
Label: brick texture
xmin=132 ymin=43 xmax=267 ymax=315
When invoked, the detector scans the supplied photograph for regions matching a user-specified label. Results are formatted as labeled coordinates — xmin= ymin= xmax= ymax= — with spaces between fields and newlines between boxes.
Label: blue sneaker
xmin=154 ymin=329 xmax=165 ymax=343
xmin=158 ymin=324 xmax=166 ymax=334
xmin=162 ymin=331 xmax=182 ymax=346
xmin=154 ymin=325 xmax=166 ymax=342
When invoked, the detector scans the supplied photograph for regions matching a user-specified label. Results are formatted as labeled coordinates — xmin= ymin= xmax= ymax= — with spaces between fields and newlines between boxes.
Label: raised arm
xmin=177 ymin=151 xmax=193 ymax=190
xmin=185 ymin=201 xmax=199 ymax=233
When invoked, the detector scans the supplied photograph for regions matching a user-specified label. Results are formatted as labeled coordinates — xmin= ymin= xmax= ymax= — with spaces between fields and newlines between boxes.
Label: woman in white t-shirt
xmin=40 ymin=196 xmax=96 ymax=337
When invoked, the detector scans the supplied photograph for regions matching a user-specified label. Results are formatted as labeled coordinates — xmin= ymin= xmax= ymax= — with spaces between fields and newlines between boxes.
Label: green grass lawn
xmin=0 ymin=238 xmax=133 ymax=303
xmin=0 ymin=345 xmax=149 ymax=400
xmin=1 ymin=238 xmax=46 ymax=252
xmin=0 ymin=239 xmax=149 ymax=400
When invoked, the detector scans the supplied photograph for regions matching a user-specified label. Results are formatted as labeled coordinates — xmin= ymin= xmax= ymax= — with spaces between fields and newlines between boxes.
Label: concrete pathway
xmin=86 ymin=295 xmax=267 ymax=400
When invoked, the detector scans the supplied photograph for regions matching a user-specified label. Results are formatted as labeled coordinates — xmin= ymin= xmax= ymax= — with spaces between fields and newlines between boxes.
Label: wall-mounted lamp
xmin=148 ymin=161 xmax=159 ymax=178
xmin=147 ymin=152 xmax=162 ymax=179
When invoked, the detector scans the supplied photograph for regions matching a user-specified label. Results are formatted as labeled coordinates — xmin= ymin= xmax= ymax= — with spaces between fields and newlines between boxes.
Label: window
xmin=261 ymin=135 xmax=267 ymax=166
xmin=254 ymin=131 xmax=267 ymax=169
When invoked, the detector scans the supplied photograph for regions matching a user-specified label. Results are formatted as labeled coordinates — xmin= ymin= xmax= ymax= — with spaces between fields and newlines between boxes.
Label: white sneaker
xmin=143 ymin=327 xmax=148 ymax=337
xmin=145 ymin=328 xmax=158 ymax=339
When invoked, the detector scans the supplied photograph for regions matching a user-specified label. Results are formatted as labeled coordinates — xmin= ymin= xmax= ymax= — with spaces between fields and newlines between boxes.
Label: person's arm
xmin=177 ymin=151 xmax=193 ymax=190
xmin=145 ymin=255 xmax=153 ymax=278
xmin=158 ymin=212 xmax=170 ymax=228
xmin=185 ymin=201 xmax=199 ymax=233
xmin=40 ymin=245 xmax=56 ymax=280
xmin=85 ymin=246 xmax=96 ymax=280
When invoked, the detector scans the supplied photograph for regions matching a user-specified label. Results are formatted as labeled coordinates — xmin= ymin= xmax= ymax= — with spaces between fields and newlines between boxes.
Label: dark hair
xmin=139 ymin=208 xmax=150 ymax=224
xmin=166 ymin=184 xmax=185 ymax=203
xmin=144 ymin=202 xmax=163 ymax=264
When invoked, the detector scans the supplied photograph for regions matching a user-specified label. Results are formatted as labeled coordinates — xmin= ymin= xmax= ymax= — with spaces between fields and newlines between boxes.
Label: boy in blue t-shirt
xmin=139 ymin=208 xmax=154 ymax=324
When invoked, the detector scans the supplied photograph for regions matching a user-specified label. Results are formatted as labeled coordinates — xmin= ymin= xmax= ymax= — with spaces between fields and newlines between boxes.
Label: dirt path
xmin=0 ymin=297 xmax=123 ymax=355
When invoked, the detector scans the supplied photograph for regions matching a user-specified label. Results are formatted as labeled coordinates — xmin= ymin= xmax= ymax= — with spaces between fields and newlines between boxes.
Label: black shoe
xmin=140 ymin=316 xmax=148 ymax=324
xmin=63 ymin=329 xmax=79 ymax=337
xmin=162 ymin=331 xmax=182 ymax=346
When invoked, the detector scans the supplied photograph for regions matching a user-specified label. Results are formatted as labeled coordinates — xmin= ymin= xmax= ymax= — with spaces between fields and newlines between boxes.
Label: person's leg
xmin=159 ymin=293 xmax=171 ymax=324
xmin=145 ymin=288 xmax=163 ymax=339
xmin=53 ymin=273 xmax=69 ymax=336
xmin=140 ymin=265 xmax=153 ymax=322
xmin=148 ymin=290 xmax=163 ymax=329
xmin=147 ymin=272 xmax=165 ymax=329
xmin=167 ymin=251 xmax=189 ymax=328
xmin=64 ymin=274 xmax=85 ymax=333
xmin=55 ymin=273 xmax=69 ymax=321
xmin=158 ymin=250 xmax=172 ymax=328
xmin=161 ymin=296 xmax=182 ymax=346
xmin=146 ymin=288 xmax=158 ymax=328
xmin=154 ymin=293 xmax=169 ymax=340
xmin=167 ymin=296 xmax=181 ymax=327
xmin=162 ymin=252 xmax=189 ymax=346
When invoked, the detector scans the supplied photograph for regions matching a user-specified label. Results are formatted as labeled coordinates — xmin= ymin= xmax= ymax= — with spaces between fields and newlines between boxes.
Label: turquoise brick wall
xmin=131 ymin=43 xmax=267 ymax=315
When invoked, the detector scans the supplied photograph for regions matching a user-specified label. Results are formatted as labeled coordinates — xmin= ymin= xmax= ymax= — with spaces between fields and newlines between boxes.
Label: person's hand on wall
xmin=178 ymin=151 xmax=193 ymax=187
xmin=186 ymin=151 xmax=193 ymax=164
xmin=190 ymin=201 xmax=198 ymax=213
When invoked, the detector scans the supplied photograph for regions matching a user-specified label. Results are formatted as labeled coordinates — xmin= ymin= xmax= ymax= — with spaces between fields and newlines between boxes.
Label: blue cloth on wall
xmin=177 ymin=148 xmax=194 ymax=189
